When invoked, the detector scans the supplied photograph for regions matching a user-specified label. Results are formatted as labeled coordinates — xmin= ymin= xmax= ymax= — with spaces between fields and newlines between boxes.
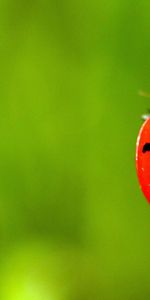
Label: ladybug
xmin=136 ymin=113 xmax=150 ymax=203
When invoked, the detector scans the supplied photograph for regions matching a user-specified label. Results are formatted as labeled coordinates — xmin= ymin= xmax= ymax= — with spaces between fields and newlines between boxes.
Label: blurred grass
xmin=0 ymin=0 xmax=150 ymax=299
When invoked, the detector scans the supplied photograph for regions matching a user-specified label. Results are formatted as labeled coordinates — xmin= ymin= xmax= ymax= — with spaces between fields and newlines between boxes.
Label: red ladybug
xmin=136 ymin=115 xmax=150 ymax=203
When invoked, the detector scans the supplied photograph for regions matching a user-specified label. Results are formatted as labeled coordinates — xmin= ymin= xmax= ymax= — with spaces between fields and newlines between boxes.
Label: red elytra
xmin=136 ymin=117 xmax=150 ymax=203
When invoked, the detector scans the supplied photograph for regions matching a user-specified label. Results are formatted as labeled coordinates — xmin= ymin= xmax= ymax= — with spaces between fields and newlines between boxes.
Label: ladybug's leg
xmin=138 ymin=91 xmax=150 ymax=120
xmin=141 ymin=114 xmax=150 ymax=121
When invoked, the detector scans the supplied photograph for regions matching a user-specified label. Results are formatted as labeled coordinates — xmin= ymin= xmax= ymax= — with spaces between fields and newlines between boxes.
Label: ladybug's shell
xmin=136 ymin=118 xmax=150 ymax=203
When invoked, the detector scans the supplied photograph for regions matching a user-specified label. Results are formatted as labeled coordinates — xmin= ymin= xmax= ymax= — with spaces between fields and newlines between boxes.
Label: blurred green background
xmin=0 ymin=0 xmax=150 ymax=299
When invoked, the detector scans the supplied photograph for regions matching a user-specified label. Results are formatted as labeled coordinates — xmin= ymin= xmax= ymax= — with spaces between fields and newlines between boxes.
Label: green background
xmin=0 ymin=0 xmax=150 ymax=299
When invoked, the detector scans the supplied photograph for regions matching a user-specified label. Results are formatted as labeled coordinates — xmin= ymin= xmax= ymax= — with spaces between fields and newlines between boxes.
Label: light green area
xmin=0 ymin=0 xmax=150 ymax=299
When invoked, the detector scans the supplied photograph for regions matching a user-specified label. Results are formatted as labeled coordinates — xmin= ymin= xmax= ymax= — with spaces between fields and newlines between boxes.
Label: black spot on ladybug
xmin=142 ymin=143 xmax=150 ymax=153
